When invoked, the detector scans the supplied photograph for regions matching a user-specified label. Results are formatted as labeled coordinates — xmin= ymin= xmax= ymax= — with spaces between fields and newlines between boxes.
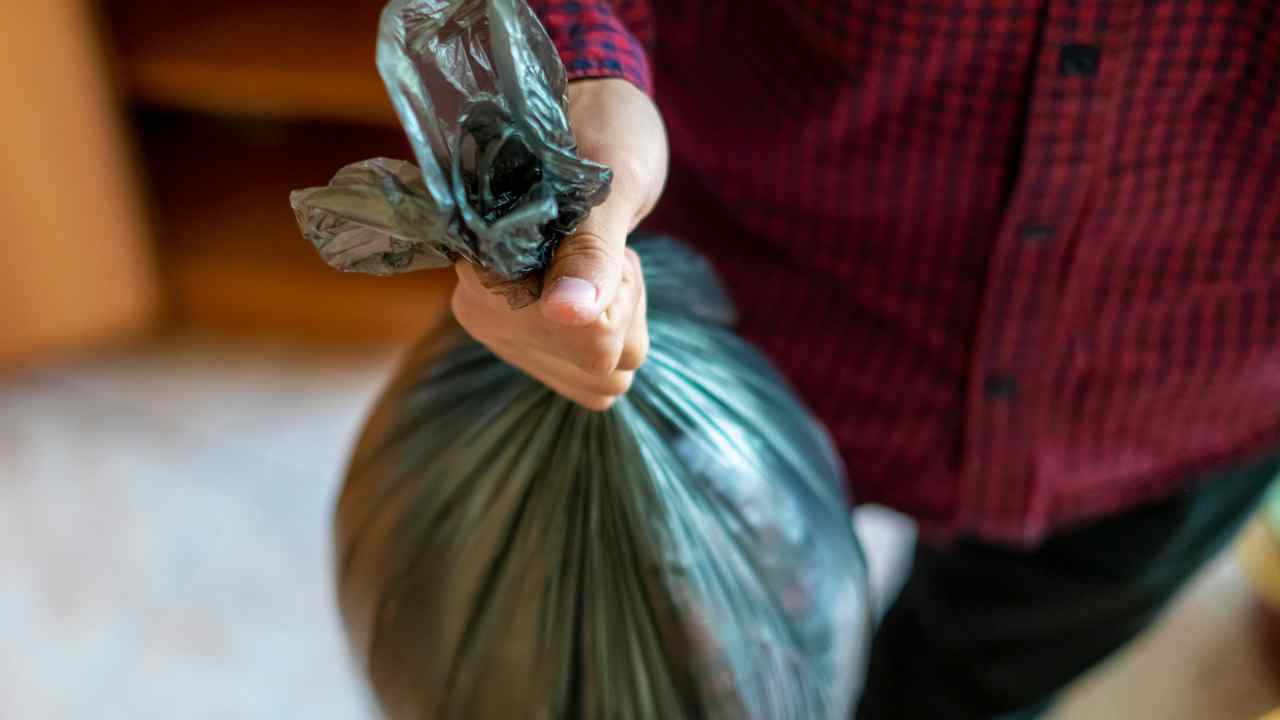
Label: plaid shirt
xmin=530 ymin=0 xmax=1280 ymax=544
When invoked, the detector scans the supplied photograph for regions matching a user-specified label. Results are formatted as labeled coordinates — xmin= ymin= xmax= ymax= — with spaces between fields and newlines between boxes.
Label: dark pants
xmin=856 ymin=454 xmax=1279 ymax=719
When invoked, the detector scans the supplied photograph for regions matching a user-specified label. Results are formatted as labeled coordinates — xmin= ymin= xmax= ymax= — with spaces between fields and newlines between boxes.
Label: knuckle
xmin=579 ymin=394 xmax=617 ymax=412
xmin=449 ymin=291 xmax=475 ymax=328
xmin=558 ymin=234 xmax=618 ymax=269
xmin=603 ymin=371 xmax=635 ymax=397
xmin=581 ymin=334 xmax=624 ymax=376
xmin=618 ymin=339 xmax=649 ymax=372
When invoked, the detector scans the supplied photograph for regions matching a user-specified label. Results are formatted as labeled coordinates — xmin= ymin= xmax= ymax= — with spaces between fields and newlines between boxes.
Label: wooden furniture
xmin=0 ymin=0 xmax=455 ymax=370
xmin=102 ymin=0 xmax=455 ymax=345
xmin=0 ymin=1 xmax=160 ymax=367
xmin=109 ymin=0 xmax=397 ymax=125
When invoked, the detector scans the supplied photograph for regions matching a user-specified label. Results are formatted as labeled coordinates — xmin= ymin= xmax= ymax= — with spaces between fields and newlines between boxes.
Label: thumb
xmin=541 ymin=211 xmax=627 ymax=326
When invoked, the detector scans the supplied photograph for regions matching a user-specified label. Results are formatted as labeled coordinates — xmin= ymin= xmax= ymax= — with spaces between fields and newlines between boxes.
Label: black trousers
xmin=855 ymin=454 xmax=1279 ymax=719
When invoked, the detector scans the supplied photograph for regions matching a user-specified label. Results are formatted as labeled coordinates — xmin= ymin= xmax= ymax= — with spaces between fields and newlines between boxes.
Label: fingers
xmin=532 ymin=363 xmax=634 ymax=412
xmin=452 ymin=250 xmax=648 ymax=412
xmin=540 ymin=204 xmax=628 ymax=326
xmin=455 ymin=260 xmax=633 ymax=377
xmin=488 ymin=340 xmax=635 ymax=412
xmin=541 ymin=78 xmax=665 ymax=329
xmin=458 ymin=243 xmax=645 ymax=375
xmin=446 ymin=76 xmax=667 ymax=411
xmin=616 ymin=249 xmax=648 ymax=372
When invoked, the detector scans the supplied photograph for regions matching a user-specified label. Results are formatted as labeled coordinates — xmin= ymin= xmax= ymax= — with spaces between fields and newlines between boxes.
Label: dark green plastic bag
xmin=291 ymin=1 xmax=871 ymax=718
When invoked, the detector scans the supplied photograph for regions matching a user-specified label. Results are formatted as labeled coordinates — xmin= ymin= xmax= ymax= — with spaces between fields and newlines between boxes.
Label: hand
xmin=451 ymin=78 xmax=669 ymax=410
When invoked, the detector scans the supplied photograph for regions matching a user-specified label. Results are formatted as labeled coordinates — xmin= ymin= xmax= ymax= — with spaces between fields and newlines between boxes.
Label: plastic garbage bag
xmin=290 ymin=1 xmax=872 ymax=718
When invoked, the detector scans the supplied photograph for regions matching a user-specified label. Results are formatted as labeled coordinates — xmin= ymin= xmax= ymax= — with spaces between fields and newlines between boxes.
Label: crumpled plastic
xmin=290 ymin=1 xmax=872 ymax=718
xmin=290 ymin=0 xmax=610 ymax=305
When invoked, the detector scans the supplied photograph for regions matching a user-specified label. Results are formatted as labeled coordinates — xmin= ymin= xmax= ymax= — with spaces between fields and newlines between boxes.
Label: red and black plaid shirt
xmin=530 ymin=0 xmax=1280 ymax=544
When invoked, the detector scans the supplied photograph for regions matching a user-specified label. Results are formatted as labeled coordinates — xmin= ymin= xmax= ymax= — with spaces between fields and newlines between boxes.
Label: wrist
xmin=567 ymin=79 xmax=669 ymax=230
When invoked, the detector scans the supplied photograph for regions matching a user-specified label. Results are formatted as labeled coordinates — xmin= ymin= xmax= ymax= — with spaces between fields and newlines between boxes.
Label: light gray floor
xmin=0 ymin=335 xmax=387 ymax=719
xmin=1 ymin=333 xmax=1274 ymax=719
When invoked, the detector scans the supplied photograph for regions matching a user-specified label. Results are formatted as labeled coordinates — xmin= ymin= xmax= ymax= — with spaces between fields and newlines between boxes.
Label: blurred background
xmin=3 ymin=1 xmax=1280 ymax=718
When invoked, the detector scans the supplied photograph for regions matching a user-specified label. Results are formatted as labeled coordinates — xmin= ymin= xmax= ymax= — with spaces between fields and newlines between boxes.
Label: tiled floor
xmin=1 ymin=333 xmax=1275 ymax=718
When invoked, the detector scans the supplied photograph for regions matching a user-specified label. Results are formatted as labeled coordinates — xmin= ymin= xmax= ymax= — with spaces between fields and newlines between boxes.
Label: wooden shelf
xmin=0 ymin=0 xmax=161 ymax=370
xmin=138 ymin=112 xmax=453 ymax=343
xmin=103 ymin=0 xmax=397 ymax=125
xmin=167 ymin=252 xmax=453 ymax=343
xmin=95 ymin=0 xmax=461 ymax=344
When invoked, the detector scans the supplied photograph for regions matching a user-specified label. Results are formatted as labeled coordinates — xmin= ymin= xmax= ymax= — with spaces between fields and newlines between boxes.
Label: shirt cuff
xmin=533 ymin=1 xmax=654 ymax=95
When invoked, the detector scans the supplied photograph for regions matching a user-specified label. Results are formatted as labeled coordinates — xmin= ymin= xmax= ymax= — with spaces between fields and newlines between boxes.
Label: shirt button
xmin=1059 ymin=44 xmax=1101 ymax=77
xmin=1018 ymin=223 xmax=1054 ymax=245
xmin=984 ymin=374 xmax=1019 ymax=400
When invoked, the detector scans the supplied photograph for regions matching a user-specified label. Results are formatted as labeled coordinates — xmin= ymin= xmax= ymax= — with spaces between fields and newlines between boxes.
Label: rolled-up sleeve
xmin=528 ymin=0 xmax=654 ymax=95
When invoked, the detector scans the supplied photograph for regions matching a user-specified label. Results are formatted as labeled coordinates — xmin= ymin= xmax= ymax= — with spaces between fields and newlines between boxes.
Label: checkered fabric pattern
xmin=530 ymin=0 xmax=1280 ymax=544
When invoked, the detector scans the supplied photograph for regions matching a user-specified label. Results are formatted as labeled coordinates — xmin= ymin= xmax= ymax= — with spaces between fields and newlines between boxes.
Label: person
xmin=449 ymin=2 xmax=1280 ymax=717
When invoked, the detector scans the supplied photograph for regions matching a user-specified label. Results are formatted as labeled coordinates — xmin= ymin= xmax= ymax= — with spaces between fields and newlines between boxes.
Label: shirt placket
xmin=959 ymin=0 xmax=1122 ymax=543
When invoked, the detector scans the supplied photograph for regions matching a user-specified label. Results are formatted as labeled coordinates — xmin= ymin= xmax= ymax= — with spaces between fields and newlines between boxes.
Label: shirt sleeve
xmin=527 ymin=0 xmax=655 ymax=95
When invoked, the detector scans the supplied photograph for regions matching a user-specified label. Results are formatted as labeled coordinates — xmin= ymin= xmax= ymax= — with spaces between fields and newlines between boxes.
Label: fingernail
xmin=546 ymin=277 xmax=597 ymax=309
